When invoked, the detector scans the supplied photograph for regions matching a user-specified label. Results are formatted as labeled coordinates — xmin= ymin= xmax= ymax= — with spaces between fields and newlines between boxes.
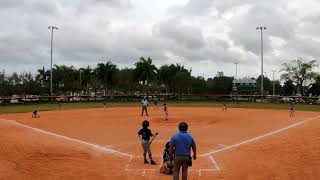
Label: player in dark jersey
xmin=138 ymin=120 xmax=157 ymax=165
xmin=58 ymin=101 xmax=62 ymax=110
xmin=163 ymin=103 xmax=168 ymax=120
xmin=154 ymin=100 xmax=159 ymax=110
xmin=290 ymin=101 xmax=295 ymax=117
xmin=222 ymin=102 xmax=227 ymax=111
xmin=32 ymin=110 xmax=40 ymax=118
xmin=103 ymin=100 xmax=107 ymax=110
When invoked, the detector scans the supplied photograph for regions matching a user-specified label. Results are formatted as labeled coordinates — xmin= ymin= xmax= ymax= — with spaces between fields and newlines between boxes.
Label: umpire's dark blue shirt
xmin=169 ymin=131 xmax=196 ymax=156
xmin=138 ymin=128 xmax=152 ymax=141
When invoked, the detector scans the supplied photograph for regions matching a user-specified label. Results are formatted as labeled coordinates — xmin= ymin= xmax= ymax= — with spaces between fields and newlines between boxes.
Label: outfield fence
xmin=0 ymin=94 xmax=319 ymax=105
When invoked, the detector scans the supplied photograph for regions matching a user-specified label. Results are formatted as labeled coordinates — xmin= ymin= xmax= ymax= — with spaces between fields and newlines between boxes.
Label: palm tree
xmin=36 ymin=67 xmax=48 ymax=88
xmin=95 ymin=61 xmax=119 ymax=94
xmin=80 ymin=66 xmax=93 ymax=94
xmin=134 ymin=57 xmax=158 ymax=85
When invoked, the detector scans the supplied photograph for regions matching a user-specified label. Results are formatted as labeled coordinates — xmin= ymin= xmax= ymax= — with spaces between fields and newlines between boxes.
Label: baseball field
xmin=0 ymin=102 xmax=319 ymax=180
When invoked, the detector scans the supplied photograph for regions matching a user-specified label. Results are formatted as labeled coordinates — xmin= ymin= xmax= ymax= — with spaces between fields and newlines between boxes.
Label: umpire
xmin=141 ymin=96 xmax=149 ymax=116
xmin=169 ymin=122 xmax=197 ymax=180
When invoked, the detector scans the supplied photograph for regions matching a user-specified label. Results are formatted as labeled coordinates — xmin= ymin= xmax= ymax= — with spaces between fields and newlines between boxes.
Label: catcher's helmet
xmin=142 ymin=120 xmax=149 ymax=128
xmin=178 ymin=122 xmax=188 ymax=131
xmin=165 ymin=141 xmax=170 ymax=149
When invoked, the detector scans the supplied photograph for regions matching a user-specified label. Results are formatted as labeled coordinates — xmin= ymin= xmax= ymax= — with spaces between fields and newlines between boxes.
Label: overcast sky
xmin=1 ymin=0 xmax=320 ymax=79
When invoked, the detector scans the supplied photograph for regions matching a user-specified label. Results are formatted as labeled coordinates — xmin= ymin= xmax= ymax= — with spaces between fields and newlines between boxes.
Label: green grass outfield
xmin=0 ymin=101 xmax=319 ymax=114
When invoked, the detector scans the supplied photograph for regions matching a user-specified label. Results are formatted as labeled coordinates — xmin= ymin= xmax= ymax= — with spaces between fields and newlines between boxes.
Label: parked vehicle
xmin=10 ymin=99 xmax=19 ymax=104
xmin=280 ymin=97 xmax=293 ymax=103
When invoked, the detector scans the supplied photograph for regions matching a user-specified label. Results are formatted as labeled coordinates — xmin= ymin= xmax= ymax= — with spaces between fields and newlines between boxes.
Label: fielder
xmin=138 ymin=120 xmax=157 ymax=165
xmin=32 ymin=109 xmax=40 ymax=118
xmin=222 ymin=102 xmax=227 ymax=111
xmin=154 ymin=99 xmax=159 ymax=110
xmin=163 ymin=103 xmax=168 ymax=120
xmin=58 ymin=101 xmax=62 ymax=110
xmin=290 ymin=101 xmax=295 ymax=117
xmin=103 ymin=100 xmax=107 ymax=110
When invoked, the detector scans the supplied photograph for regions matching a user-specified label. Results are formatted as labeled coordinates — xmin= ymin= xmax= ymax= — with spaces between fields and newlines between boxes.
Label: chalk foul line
xmin=201 ymin=115 xmax=320 ymax=157
xmin=0 ymin=118 xmax=133 ymax=158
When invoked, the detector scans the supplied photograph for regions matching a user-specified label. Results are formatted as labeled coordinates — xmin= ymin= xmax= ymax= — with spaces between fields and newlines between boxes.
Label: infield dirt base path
xmin=0 ymin=107 xmax=319 ymax=180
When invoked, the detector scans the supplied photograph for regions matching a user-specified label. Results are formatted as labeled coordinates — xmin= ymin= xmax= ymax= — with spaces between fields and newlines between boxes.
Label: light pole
xmin=48 ymin=26 xmax=59 ymax=97
xmin=234 ymin=62 xmax=238 ymax=80
xmin=256 ymin=26 xmax=267 ymax=98
xmin=79 ymin=69 xmax=83 ymax=90
xmin=272 ymin=70 xmax=276 ymax=96
xmin=234 ymin=62 xmax=239 ymax=104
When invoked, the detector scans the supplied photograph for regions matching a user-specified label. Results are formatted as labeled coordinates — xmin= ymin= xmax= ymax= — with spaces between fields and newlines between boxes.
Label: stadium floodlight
xmin=234 ymin=62 xmax=238 ymax=80
xmin=48 ymin=26 xmax=59 ymax=98
xmin=272 ymin=70 xmax=276 ymax=96
xmin=256 ymin=26 xmax=267 ymax=98
xmin=79 ymin=69 xmax=83 ymax=89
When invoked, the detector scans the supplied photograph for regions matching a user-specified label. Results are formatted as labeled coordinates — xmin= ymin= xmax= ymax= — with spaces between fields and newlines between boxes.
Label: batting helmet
xmin=142 ymin=120 xmax=149 ymax=128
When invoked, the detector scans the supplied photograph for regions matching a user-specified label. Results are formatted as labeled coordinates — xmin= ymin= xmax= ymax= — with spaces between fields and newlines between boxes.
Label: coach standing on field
xmin=169 ymin=122 xmax=197 ymax=180
xmin=141 ymin=96 xmax=149 ymax=116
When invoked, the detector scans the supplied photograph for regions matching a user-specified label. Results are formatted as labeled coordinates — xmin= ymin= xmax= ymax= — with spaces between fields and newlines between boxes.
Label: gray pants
xmin=173 ymin=156 xmax=189 ymax=180
xmin=141 ymin=106 xmax=148 ymax=116
xmin=141 ymin=140 xmax=153 ymax=161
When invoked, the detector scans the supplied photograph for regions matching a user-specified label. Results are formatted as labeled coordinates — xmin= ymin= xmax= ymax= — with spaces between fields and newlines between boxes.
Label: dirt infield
xmin=0 ymin=107 xmax=319 ymax=180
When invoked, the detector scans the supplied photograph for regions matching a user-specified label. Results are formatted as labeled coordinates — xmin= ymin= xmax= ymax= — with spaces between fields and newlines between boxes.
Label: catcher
xmin=160 ymin=141 xmax=175 ymax=175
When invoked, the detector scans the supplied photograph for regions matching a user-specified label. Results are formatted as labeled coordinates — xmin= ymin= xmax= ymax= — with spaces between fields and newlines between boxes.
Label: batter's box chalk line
xmin=124 ymin=155 xmax=220 ymax=176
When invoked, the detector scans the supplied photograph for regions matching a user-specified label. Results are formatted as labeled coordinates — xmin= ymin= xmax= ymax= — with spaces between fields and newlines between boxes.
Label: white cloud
xmin=0 ymin=0 xmax=319 ymax=80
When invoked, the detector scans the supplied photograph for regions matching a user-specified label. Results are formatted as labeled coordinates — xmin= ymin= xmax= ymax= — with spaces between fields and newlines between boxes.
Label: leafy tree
xmin=95 ymin=61 xmax=119 ymax=94
xmin=158 ymin=64 xmax=191 ymax=93
xmin=208 ymin=72 xmax=233 ymax=94
xmin=115 ymin=68 xmax=138 ymax=94
xmin=172 ymin=71 xmax=192 ymax=94
xmin=191 ymin=76 xmax=207 ymax=94
xmin=281 ymin=59 xmax=318 ymax=96
xmin=283 ymin=79 xmax=296 ymax=96
xmin=256 ymin=75 xmax=272 ymax=94
xmin=273 ymin=80 xmax=283 ymax=95
xmin=308 ymin=76 xmax=320 ymax=96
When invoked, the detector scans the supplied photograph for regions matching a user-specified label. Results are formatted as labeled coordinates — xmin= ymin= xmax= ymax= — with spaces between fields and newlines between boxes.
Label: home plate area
xmin=124 ymin=155 xmax=220 ymax=176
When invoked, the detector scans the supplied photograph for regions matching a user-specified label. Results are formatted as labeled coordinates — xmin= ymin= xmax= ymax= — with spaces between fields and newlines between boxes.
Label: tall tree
xmin=256 ymin=75 xmax=272 ymax=94
xmin=208 ymin=72 xmax=234 ymax=94
xmin=281 ymin=59 xmax=318 ymax=96
xmin=95 ymin=61 xmax=119 ymax=94
xmin=134 ymin=57 xmax=158 ymax=85
xmin=115 ymin=68 xmax=138 ymax=93
xmin=80 ymin=66 xmax=93 ymax=94
xmin=158 ymin=64 xmax=191 ymax=93
xmin=308 ymin=76 xmax=320 ymax=96
xmin=283 ymin=79 xmax=296 ymax=96
xmin=191 ymin=76 xmax=207 ymax=94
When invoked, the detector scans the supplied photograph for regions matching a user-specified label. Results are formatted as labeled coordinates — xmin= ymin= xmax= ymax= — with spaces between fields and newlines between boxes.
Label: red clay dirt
xmin=0 ymin=107 xmax=319 ymax=180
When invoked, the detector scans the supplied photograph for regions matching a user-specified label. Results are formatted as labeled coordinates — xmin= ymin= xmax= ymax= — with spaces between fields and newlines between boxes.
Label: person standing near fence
xmin=141 ymin=96 xmax=149 ymax=116
xmin=169 ymin=122 xmax=197 ymax=180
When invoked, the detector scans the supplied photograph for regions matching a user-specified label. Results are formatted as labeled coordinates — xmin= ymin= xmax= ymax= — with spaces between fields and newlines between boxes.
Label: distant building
xmin=232 ymin=77 xmax=257 ymax=93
